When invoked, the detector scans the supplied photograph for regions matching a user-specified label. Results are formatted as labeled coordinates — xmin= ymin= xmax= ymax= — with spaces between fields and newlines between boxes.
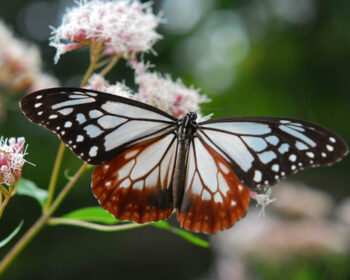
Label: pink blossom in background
xmin=85 ymin=74 xmax=132 ymax=98
xmin=131 ymin=60 xmax=211 ymax=119
xmin=0 ymin=137 xmax=27 ymax=186
xmin=0 ymin=20 xmax=58 ymax=95
xmin=50 ymin=0 xmax=163 ymax=63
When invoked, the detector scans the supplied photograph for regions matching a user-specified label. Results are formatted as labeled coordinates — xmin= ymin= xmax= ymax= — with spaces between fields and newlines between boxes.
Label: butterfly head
xmin=186 ymin=112 xmax=197 ymax=122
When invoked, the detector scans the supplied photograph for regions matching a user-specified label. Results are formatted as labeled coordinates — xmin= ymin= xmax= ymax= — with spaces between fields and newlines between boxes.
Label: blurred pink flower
xmin=0 ymin=20 xmax=58 ymax=95
xmin=0 ymin=137 xmax=27 ymax=186
xmin=50 ymin=0 xmax=163 ymax=63
xmin=336 ymin=198 xmax=350 ymax=227
xmin=131 ymin=60 xmax=210 ymax=119
xmin=213 ymin=210 xmax=348 ymax=263
xmin=85 ymin=74 xmax=132 ymax=98
xmin=271 ymin=182 xmax=334 ymax=219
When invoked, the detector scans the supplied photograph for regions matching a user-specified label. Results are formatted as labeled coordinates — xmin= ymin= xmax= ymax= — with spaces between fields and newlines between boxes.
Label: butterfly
xmin=20 ymin=88 xmax=348 ymax=233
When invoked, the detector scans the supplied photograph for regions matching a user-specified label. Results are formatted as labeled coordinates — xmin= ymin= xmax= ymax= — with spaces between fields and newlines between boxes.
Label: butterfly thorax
xmin=173 ymin=112 xmax=198 ymax=208
xmin=177 ymin=112 xmax=197 ymax=142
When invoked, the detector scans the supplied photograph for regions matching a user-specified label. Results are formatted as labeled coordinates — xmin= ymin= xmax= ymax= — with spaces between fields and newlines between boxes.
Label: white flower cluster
xmin=50 ymin=0 xmax=163 ymax=63
xmin=0 ymin=20 xmax=58 ymax=94
xmin=85 ymin=74 xmax=132 ymax=98
xmin=0 ymin=137 xmax=27 ymax=186
xmin=131 ymin=61 xmax=210 ymax=119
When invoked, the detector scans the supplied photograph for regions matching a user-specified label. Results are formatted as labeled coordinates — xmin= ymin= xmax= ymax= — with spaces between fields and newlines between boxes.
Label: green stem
xmin=0 ymin=186 xmax=10 ymax=219
xmin=0 ymin=163 xmax=88 ymax=276
xmin=99 ymin=55 xmax=120 ymax=77
xmin=48 ymin=218 xmax=146 ymax=232
xmin=43 ymin=142 xmax=65 ymax=212
xmin=81 ymin=42 xmax=102 ymax=86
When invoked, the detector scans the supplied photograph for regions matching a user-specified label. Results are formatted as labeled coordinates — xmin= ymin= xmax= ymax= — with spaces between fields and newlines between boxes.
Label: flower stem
xmin=99 ymin=55 xmax=120 ymax=77
xmin=0 ymin=186 xmax=10 ymax=219
xmin=48 ymin=217 xmax=146 ymax=232
xmin=43 ymin=142 xmax=65 ymax=212
xmin=81 ymin=42 xmax=102 ymax=86
xmin=0 ymin=163 xmax=88 ymax=276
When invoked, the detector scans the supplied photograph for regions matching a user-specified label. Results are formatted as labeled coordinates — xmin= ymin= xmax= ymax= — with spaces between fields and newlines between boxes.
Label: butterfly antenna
xmin=200 ymin=107 xmax=232 ymax=114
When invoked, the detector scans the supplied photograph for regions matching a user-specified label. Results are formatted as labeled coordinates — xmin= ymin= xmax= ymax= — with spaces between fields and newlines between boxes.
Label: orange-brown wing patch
xmin=92 ymin=134 xmax=177 ymax=223
xmin=177 ymin=138 xmax=250 ymax=234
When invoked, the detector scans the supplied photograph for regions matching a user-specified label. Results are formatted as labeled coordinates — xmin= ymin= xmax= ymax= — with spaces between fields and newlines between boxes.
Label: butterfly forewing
xmin=177 ymin=137 xmax=251 ymax=234
xmin=92 ymin=133 xmax=177 ymax=223
xmin=198 ymin=117 xmax=348 ymax=189
xmin=20 ymin=88 xmax=177 ymax=164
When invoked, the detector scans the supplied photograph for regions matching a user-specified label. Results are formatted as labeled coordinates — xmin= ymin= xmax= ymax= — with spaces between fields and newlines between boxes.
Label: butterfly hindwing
xmin=198 ymin=117 xmax=348 ymax=189
xmin=92 ymin=133 xmax=178 ymax=223
xmin=177 ymin=137 xmax=251 ymax=234
xmin=20 ymin=88 xmax=177 ymax=165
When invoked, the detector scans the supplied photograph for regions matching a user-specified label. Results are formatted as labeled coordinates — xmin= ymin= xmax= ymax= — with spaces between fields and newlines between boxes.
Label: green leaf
xmin=16 ymin=178 xmax=48 ymax=209
xmin=153 ymin=221 xmax=209 ymax=248
xmin=60 ymin=207 xmax=209 ymax=247
xmin=0 ymin=221 xmax=24 ymax=248
xmin=61 ymin=207 xmax=120 ymax=225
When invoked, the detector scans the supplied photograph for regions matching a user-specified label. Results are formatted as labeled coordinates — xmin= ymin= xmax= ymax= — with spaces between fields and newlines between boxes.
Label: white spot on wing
xmin=35 ymin=103 xmax=42 ymax=108
xmin=258 ymin=151 xmax=277 ymax=164
xmin=204 ymin=122 xmax=271 ymax=135
xmin=218 ymin=173 xmax=229 ymax=195
xmin=64 ymin=121 xmax=72 ymax=128
xmin=89 ymin=110 xmax=103 ymax=119
xmin=125 ymin=150 xmax=138 ymax=159
xmin=271 ymin=164 xmax=280 ymax=172
xmin=52 ymin=97 xmax=95 ymax=109
xmin=265 ymin=136 xmax=279 ymax=145
xmin=201 ymin=190 xmax=211 ymax=201
xmin=306 ymin=151 xmax=314 ymax=158
xmin=191 ymin=173 xmax=203 ymax=195
xmin=218 ymin=162 xmax=229 ymax=174
xmin=49 ymin=114 xmax=58 ymax=119
xmin=279 ymin=125 xmax=316 ymax=147
xmin=280 ymin=120 xmax=291 ymax=124
xmin=329 ymin=137 xmax=336 ymax=143
xmin=242 ymin=136 xmax=267 ymax=152
xmin=133 ymin=180 xmax=144 ymax=190
xmin=118 ymin=160 xmax=135 ymax=179
xmin=120 ymin=178 xmax=131 ymax=188
xmin=89 ymin=146 xmax=98 ymax=157
xmin=278 ymin=143 xmax=290 ymax=154
xmin=84 ymin=125 xmax=103 ymax=138
xmin=295 ymin=141 xmax=308 ymax=150
xmin=58 ymin=108 xmax=73 ymax=115
xmin=98 ymin=115 xmax=126 ymax=129
xmin=76 ymin=113 xmax=86 ymax=124
xmin=76 ymin=135 xmax=84 ymax=142
xmin=326 ymin=145 xmax=334 ymax=151
xmin=253 ymin=170 xmax=262 ymax=182
xmin=289 ymin=154 xmax=297 ymax=162
xmin=214 ymin=193 xmax=223 ymax=203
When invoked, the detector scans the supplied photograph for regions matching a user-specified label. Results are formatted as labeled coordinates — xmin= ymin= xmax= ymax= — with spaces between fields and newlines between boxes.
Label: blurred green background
xmin=0 ymin=0 xmax=349 ymax=279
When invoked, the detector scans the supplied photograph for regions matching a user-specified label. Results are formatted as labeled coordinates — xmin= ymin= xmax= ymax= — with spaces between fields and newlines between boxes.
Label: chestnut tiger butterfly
xmin=20 ymin=88 xmax=348 ymax=234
